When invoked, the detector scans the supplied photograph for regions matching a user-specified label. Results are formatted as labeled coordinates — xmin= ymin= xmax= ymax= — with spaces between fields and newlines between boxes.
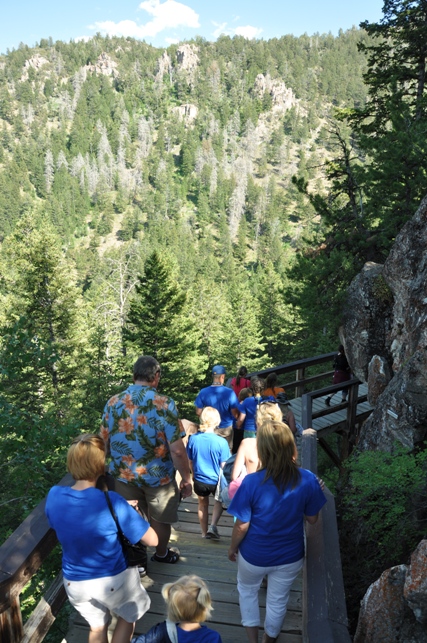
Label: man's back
xmin=101 ymin=383 xmax=182 ymax=487
xmin=194 ymin=385 xmax=239 ymax=429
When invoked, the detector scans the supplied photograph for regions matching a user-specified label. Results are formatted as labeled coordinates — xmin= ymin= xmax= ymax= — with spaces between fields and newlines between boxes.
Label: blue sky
xmin=1 ymin=0 xmax=385 ymax=55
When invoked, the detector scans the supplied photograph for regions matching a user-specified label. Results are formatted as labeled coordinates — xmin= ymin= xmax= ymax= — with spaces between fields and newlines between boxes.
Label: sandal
xmin=151 ymin=548 xmax=180 ymax=564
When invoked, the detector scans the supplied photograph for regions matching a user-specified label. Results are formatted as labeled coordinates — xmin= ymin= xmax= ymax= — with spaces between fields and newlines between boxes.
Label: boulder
xmin=341 ymin=195 xmax=427 ymax=452
xmin=354 ymin=542 xmax=427 ymax=643
xmin=367 ymin=355 xmax=392 ymax=405
xmin=404 ymin=540 xmax=427 ymax=624
xmin=342 ymin=262 xmax=393 ymax=382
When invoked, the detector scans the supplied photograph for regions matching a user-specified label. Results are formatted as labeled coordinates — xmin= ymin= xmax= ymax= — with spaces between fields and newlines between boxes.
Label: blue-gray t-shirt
xmin=194 ymin=385 xmax=239 ymax=428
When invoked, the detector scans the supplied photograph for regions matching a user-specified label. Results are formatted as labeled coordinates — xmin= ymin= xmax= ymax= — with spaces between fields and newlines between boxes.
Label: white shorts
xmin=64 ymin=567 xmax=150 ymax=628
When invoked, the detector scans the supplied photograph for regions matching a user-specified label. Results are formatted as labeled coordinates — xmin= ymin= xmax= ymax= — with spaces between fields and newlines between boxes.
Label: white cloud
xmin=211 ymin=21 xmax=262 ymax=40
xmin=212 ymin=21 xmax=228 ymax=38
xmin=90 ymin=1 xmax=200 ymax=39
xmin=165 ymin=37 xmax=180 ymax=44
xmin=234 ymin=25 xmax=263 ymax=39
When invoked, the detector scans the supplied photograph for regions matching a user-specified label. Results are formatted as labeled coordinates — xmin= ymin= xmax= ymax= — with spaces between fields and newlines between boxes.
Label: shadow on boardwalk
xmin=64 ymin=495 xmax=302 ymax=643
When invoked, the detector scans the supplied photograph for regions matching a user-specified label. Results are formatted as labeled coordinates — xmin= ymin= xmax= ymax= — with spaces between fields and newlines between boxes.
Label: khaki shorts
xmin=64 ymin=567 xmax=150 ymax=628
xmin=214 ymin=426 xmax=233 ymax=449
xmin=110 ymin=477 xmax=180 ymax=524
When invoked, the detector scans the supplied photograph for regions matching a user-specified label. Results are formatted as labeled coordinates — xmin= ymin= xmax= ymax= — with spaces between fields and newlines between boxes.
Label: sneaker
xmin=138 ymin=566 xmax=147 ymax=577
xmin=206 ymin=525 xmax=220 ymax=539
xmin=325 ymin=397 xmax=331 ymax=407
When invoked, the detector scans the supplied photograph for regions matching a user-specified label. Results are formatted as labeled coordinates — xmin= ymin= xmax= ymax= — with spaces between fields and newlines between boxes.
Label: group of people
xmin=45 ymin=355 xmax=327 ymax=643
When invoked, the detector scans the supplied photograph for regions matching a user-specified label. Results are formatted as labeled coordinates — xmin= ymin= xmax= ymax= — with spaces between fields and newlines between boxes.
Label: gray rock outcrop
xmin=341 ymin=195 xmax=427 ymax=452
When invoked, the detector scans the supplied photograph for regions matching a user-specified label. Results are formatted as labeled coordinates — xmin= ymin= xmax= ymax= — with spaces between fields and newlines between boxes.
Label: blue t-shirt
xmin=187 ymin=432 xmax=230 ymax=485
xmin=228 ymin=468 xmax=327 ymax=566
xmin=177 ymin=625 xmax=222 ymax=642
xmin=45 ymin=486 xmax=150 ymax=581
xmin=194 ymin=386 xmax=239 ymax=429
xmin=239 ymin=396 xmax=261 ymax=432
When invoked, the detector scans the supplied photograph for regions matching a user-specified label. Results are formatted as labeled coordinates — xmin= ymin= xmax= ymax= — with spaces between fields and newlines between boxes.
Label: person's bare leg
xmin=111 ymin=617 xmax=134 ymax=643
xmin=245 ymin=625 xmax=259 ymax=643
xmin=261 ymin=633 xmax=277 ymax=643
xmin=88 ymin=624 xmax=109 ymax=643
xmin=197 ymin=496 xmax=209 ymax=536
xmin=150 ymin=518 xmax=171 ymax=557
xmin=211 ymin=499 xmax=223 ymax=527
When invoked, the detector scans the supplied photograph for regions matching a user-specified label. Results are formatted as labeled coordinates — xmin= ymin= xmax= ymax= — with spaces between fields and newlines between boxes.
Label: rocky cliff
xmin=342 ymin=195 xmax=427 ymax=452
xmin=341 ymin=196 xmax=427 ymax=640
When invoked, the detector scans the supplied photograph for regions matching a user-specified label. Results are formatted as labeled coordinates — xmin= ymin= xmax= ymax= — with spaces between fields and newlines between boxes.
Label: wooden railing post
xmin=301 ymin=393 xmax=312 ymax=430
xmin=0 ymin=594 xmax=23 ymax=643
xmin=296 ymin=367 xmax=306 ymax=398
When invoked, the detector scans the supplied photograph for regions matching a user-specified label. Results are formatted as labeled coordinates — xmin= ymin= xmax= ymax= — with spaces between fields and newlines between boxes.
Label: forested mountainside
xmin=3 ymin=4 xmax=427 ymax=635
xmin=0 ymin=29 xmax=373 ymax=539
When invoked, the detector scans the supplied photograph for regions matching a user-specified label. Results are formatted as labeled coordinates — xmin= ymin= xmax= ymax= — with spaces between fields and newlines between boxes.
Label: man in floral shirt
xmin=101 ymin=355 xmax=192 ymax=564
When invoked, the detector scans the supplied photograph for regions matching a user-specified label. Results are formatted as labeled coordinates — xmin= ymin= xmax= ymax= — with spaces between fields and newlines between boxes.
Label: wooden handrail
xmin=0 ymin=474 xmax=72 ymax=643
xmin=249 ymin=352 xmax=336 ymax=398
xmin=301 ymin=430 xmax=351 ymax=642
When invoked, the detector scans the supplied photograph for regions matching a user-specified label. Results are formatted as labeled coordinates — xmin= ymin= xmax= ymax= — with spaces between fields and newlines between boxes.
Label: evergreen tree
xmin=123 ymin=251 xmax=207 ymax=407
xmin=349 ymin=0 xmax=427 ymax=252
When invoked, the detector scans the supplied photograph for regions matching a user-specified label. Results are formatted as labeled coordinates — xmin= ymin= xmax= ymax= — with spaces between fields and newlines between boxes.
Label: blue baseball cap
xmin=212 ymin=364 xmax=226 ymax=375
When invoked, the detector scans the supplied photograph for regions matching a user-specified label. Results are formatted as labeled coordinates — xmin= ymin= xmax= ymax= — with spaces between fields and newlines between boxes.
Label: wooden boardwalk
xmin=64 ymin=495 xmax=302 ymax=643
xmin=289 ymin=382 xmax=372 ymax=437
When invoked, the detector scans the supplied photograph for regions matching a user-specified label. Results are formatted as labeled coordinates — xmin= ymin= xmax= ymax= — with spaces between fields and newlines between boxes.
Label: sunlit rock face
xmin=354 ymin=541 xmax=427 ymax=643
xmin=341 ymin=195 xmax=427 ymax=452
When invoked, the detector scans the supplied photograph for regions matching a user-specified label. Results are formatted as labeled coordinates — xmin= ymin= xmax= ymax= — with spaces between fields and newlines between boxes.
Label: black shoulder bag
xmin=104 ymin=491 xmax=148 ymax=570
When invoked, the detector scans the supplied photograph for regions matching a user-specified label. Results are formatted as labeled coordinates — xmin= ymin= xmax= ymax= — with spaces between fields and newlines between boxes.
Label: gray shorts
xmin=108 ymin=476 xmax=180 ymax=524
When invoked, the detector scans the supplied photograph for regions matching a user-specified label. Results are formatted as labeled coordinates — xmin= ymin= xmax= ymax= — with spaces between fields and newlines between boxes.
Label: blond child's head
xmin=162 ymin=575 xmax=213 ymax=623
xmin=199 ymin=407 xmax=221 ymax=433
xmin=256 ymin=401 xmax=282 ymax=426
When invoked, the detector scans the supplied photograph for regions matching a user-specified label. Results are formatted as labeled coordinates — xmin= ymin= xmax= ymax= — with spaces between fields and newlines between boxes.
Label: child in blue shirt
xmin=187 ymin=407 xmax=230 ymax=539
xmin=132 ymin=575 xmax=222 ymax=643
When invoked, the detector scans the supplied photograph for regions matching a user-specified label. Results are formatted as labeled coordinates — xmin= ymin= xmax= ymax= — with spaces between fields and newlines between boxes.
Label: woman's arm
xmin=305 ymin=514 xmax=319 ymax=525
xmin=285 ymin=408 xmax=297 ymax=435
xmin=228 ymin=519 xmax=250 ymax=561
xmin=236 ymin=412 xmax=246 ymax=430
xmin=141 ymin=526 xmax=159 ymax=547
xmin=231 ymin=442 xmax=246 ymax=480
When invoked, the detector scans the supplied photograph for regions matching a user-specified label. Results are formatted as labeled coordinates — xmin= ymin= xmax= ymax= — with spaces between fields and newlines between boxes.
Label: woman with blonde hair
xmin=187 ymin=407 xmax=230 ymax=539
xmin=228 ymin=421 xmax=326 ymax=643
xmin=45 ymin=434 xmax=158 ymax=643
xmin=132 ymin=575 xmax=222 ymax=642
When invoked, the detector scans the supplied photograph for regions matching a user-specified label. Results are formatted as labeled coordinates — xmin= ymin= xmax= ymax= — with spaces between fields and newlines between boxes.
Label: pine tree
xmin=123 ymin=251 xmax=207 ymax=407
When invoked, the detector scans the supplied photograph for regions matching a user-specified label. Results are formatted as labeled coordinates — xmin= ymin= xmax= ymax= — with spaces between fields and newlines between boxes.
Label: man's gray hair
xmin=133 ymin=355 xmax=160 ymax=383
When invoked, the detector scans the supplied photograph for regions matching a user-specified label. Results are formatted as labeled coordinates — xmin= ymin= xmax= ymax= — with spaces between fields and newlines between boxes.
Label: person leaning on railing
xmin=227 ymin=420 xmax=327 ymax=643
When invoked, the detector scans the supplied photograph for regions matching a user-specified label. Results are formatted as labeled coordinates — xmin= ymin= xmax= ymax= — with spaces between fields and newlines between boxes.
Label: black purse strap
xmin=104 ymin=490 xmax=126 ymax=546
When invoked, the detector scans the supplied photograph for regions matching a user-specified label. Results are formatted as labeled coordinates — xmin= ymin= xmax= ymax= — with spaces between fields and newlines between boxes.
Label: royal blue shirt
xmin=46 ymin=486 xmax=150 ymax=580
xmin=228 ymin=468 xmax=326 ymax=566
xmin=194 ymin=385 xmax=239 ymax=429
xmin=187 ymin=432 xmax=230 ymax=485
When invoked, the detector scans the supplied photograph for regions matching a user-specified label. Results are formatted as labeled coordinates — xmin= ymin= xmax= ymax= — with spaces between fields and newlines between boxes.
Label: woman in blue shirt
xmin=45 ymin=434 xmax=158 ymax=643
xmin=227 ymin=420 xmax=326 ymax=643
xmin=236 ymin=377 xmax=265 ymax=438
